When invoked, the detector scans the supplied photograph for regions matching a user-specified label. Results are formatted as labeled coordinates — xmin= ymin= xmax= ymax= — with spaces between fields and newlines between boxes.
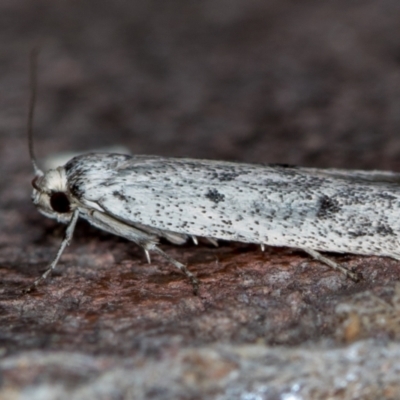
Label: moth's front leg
xmin=25 ymin=209 xmax=80 ymax=292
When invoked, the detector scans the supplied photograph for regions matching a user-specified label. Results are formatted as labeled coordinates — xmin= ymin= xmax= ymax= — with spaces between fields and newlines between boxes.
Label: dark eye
xmin=50 ymin=192 xmax=70 ymax=213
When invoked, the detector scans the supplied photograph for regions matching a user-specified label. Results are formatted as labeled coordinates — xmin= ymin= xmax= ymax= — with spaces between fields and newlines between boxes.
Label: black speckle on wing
xmin=376 ymin=223 xmax=395 ymax=236
xmin=113 ymin=190 xmax=128 ymax=202
xmin=205 ymin=188 xmax=225 ymax=204
xmin=70 ymin=181 xmax=85 ymax=199
xmin=210 ymin=171 xmax=242 ymax=182
xmin=317 ymin=195 xmax=341 ymax=219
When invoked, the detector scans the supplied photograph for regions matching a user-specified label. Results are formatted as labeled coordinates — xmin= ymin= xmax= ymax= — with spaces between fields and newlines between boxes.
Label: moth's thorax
xmin=31 ymin=166 xmax=75 ymax=223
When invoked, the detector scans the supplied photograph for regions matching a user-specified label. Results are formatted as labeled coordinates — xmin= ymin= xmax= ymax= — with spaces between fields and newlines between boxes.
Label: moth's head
xmin=31 ymin=167 xmax=75 ymax=223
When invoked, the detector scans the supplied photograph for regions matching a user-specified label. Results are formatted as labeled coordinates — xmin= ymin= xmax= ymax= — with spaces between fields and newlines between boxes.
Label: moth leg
xmin=150 ymin=245 xmax=199 ymax=294
xmin=206 ymin=238 xmax=219 ymax=247
xmin=25 ymin=210 xmax=80 ymax=292
xmin=191 ymin=236 xmax=198 ymax=245
xmin=144 ymin=249 xmax=151 ymax=264
xmin=260 ymin=244 xmax=265 ymax=252
xmin=303 ymin=247 xmax=361 ymax=282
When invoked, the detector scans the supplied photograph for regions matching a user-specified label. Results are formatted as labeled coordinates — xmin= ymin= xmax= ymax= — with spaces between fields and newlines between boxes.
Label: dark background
xmin=1 ymin=1 xmax=400 ymax=398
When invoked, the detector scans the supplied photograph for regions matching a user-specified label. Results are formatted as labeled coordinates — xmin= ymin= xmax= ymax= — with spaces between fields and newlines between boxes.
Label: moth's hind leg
xmin=303 ymin=247 xmax=362 ymax=282
xmin=145 ymin=244 xmax=199 ymax=294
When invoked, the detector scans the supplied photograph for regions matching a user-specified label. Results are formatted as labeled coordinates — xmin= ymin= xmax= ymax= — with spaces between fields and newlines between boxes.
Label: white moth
xmin=27 ymin=54 xmax=400 ymax=293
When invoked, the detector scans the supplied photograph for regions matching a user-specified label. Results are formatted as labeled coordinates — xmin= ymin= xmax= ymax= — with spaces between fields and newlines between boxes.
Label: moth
xmin=27 ymin=54 xmax=400 ymax=293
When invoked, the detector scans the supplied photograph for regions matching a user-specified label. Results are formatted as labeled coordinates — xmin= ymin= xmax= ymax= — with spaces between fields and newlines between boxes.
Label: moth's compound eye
xmin=50 ymin=192 xmax=71 ymax=213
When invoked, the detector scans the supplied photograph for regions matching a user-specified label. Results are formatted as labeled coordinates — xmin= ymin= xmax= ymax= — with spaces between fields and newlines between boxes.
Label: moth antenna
xmin=27 ymin=48 xmax=43 ymax=176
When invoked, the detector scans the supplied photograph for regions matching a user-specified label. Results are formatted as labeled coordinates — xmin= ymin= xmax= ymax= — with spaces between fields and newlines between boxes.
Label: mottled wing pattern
xmin=65 ymin=153 xmax=400 ymax=258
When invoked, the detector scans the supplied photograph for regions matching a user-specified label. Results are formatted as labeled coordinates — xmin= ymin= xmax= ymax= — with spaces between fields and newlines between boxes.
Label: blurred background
xmin=2 ymin=0 xmax=400 ymax=182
